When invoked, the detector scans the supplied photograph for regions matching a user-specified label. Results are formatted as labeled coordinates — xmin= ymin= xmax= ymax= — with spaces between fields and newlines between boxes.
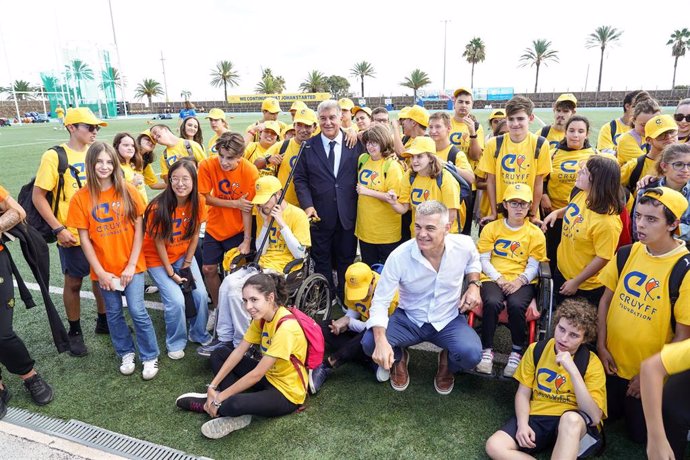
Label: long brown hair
xmin=361 ymin=124 xmax=395 ymax=158
xmin=179 ymin=116 xmax=203 ymax=146
xmin=585 ymin=155 xmax=624 ymax=215
xmin=113 ymin=132 xmax=143 ymax=171
xmin=85 ymin=142 xmax=139 ymax=223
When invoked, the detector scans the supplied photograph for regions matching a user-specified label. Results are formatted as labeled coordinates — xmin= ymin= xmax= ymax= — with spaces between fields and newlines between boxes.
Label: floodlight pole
xmin=160 ymin=51 xmax=169 ymax=103
xmin=108 ymin=0 xmax=128 ymax=117
xmin=441 ymin=20 xmax=450 ymax=93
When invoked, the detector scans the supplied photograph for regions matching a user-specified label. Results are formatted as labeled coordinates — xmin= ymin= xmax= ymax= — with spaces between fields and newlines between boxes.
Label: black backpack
xmin=626 ymin=153 xmax=649 ymax=194
xmin=18 ymin=145 xmax=83 ymax=243
xmin=163 ymin=139 xmax=194 ymax=165
xmin=532 ymin=339 xmax=590 ymax=377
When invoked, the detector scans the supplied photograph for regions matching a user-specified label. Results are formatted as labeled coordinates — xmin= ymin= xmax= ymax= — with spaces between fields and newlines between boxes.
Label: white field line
xmin=0 ymin=139 xmax=66 ymax=149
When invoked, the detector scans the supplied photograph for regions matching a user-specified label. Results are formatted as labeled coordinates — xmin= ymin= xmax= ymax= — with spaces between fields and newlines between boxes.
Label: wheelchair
xmin=465 ymin=262 xmax=554 ymax=378
xmin=224 ymin=250 xmax=332 ymax=323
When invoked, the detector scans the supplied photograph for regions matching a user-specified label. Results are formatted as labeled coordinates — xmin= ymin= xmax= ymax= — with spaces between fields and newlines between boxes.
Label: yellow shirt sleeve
xmin=441 ymin=171 xmax=461 ymax=210
xmin=536 ymin=140 xmax=553 ymax=176
xmin=142 ymin=164 xmax=158 ymax=186
xmin=660 ymin=339 xmax=690 ymax=375
xmin=453 ymin=150 xmax=473 ymax=172
xmin=591 ymin=216 xmax=621 ymax=261
xmin=617 ymin=133 xmax=644 ymax=165
xmin=597 ymin=122 xmax=614 ymax=151
xmin=597 ymin=255 xmax=619 ymax=292
xmin=33 ymin=149 xmax=60 ymax=192
xmin=479 ymin=137 xmax=497 ymax=175
xmin=243 ymin=320 xmax=261 ymax=344
xmin=191 ymin=141 xmax=206 ymax=162
xmin=398 ymin=171 xmax=412 ymax=204
xmin=514 ymin=341 xmax=537 ymax=389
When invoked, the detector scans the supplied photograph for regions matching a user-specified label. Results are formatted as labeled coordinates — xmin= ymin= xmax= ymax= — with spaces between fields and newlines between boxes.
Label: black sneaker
xmin=175 ymin=392 xmax=207 ymax=413
xmin=94 ymin=318 xmax=110 ymax=335
xmin=308 ymin=363 xmax=332 ymax=395
xmin=23 ymin=374 xmax=53 ymax=406
xmin=0 ymin=385 xmax=10 ymax=420
xmin=68 ymin=332 xmax=88 ymax=357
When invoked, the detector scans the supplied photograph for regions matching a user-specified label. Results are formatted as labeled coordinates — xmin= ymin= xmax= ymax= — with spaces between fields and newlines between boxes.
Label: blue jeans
xmin=100 ymin=273 xmax=159 ymax=362
xmin=361 ymin=308 xmax=482 ymax=373
xmin=148 ymin=257 xmax=211 ymax=352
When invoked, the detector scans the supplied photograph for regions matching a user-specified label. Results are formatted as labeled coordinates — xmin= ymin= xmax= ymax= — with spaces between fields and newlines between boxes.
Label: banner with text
xmin=227 ymin=93 xmax=331 ymax=103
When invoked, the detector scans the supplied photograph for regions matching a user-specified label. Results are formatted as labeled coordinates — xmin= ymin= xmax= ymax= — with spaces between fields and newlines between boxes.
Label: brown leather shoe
xmin=390 ymin=348 xmax=410 ymax=391
xmin=434 ymin=349 xmax=454 ymax=395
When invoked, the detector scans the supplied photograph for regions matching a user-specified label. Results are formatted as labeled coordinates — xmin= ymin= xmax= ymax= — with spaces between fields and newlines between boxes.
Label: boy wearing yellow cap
xmin=352 ymin=106 xmax=372 ymax=132
xmin=289 ymin=101 xmax=308 ymax=120
xmin=486 ymin=109 xmax=506 ymax=142
xmin=205 ymin=108 xmax=230 ymax=155
xmin=597 ymin=90 xmax=640 ymax=154
xmin=535 ymin=94 xmax=577 ymax=149
xmin=243 ymin=120 xmax=280 ymax=176
xmin=149 ymin=124 xmax=206 ymax=180
xmin=449 ymin=87 xmax=484 ymax=162
xmin=308 ymin=262 xmax=398 ymax=394
xmin=597 ymin=186 xmax=690 ymax=443
xmin=245 ymin=98 xmax=287 ymax=143
xmin=32 ymin=107 xmax=108 ymax=356
xmin=392 ymin=105 xmax=428 ymax=157
xmin=338 ymin=98 xmax=355 ymax=130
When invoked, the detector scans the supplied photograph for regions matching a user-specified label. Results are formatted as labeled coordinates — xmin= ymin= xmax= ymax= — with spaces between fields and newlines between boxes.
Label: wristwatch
xmin=468 ymin=280 xmax=482 ymax=289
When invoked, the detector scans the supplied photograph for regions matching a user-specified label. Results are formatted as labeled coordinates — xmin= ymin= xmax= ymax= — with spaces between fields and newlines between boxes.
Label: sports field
xmin=0 ymin=109 xmax=649 ymax=459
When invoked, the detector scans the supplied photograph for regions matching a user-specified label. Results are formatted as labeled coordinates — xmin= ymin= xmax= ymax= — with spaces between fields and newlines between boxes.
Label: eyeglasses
xmin=170 ymin=176 xmax=193 ymax=184
xmin=670 ymin=161 xmax=690 ymax=171
xmin=507 ymin=201 xmax=531 ymax=209
xmin=77 ymin=123 xmax=100 ymax=133
xmin=674 ymin=113 xmax=690 ymax=123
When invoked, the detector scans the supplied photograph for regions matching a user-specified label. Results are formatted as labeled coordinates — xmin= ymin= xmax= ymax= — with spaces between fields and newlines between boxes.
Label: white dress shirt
xmin=320 ymin=131 xmax=343 ymax=177
xmin=367 ymin=234 xmax=481 ymax=331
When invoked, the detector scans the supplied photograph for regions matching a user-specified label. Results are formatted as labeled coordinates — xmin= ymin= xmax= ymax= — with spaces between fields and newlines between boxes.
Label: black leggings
xmin=606 ymin=374 xmax=646 ymax=443
xmin=545 ymin=218 xmax=562 ymax=275
xmin=479 ymin=282 xmax=535 ymax=350
xmin=359 ymin=241 xmax=400 ymax=267
xmin=320 ymin=322 xmax=369 ymax=368
xmin=0 ymin=251 xmax=35 ymax=380
xmin=663 ymin=369 xmax=690 ymax=459
xmin=210 ymin=346 xmax=299 ymax=418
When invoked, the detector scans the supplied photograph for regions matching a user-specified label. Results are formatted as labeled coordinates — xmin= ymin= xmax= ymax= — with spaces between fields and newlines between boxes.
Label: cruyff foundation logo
xmin=537 ymin=368 xmax=571 ymax=397
xmin=411 ymin=188 xmax=431 ymax=205
xmin=218 ymin=180 xmax=242 ymax=198
xmin=618 ymin=270 xmax=661 ymax=321
xmin=493 ymin=239 xmax=523 ymax=258
xmin=501 ymin=154 xmax=531 ymax=173
xmin=358 ymin=169 xmax=382 ymax=188
xmin=92 ymin=201 xmax=127 ymax=237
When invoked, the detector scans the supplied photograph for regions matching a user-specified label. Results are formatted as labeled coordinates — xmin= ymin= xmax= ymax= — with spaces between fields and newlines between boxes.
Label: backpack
xmin=493 ymin=134 xmax=547 ymax=161
xmin=533 ymin=339 xmax=590 ymax=377
xmin=18 ymin=145 xmax=83 ymax=243
xmin=626 ymin=153 xmax=648 ymax=194
xmin=539 ymin=126 xmax=551 ymax=138
xmin=163 ymin=139 xmax=193 ymax=164
xmin=261 ymin=307 xmax=325 ymax=389
xmin=609 ymin=120 xmax=618 ymax=146
xmin=615 ymin=244 xmax=690 ymax=331
xmin=357 ymin=153 xmax=396 ymax=179
xmin=279 ymin=139 xmax=291 ymax=156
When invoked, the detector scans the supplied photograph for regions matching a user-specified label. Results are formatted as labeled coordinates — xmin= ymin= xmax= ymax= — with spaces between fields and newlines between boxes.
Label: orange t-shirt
xmin=142 ymin=195 xmax=208 ymax=268
xmin=198 ymin=157 xmax=259 ymax=241
xmin=0 ymin=186 xmax=8 ymax=253
xmin=66 ymin=184 xmax=147 ymax=280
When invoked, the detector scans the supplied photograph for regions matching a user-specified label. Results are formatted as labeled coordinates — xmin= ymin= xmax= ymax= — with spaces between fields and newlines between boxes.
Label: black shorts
xmin=58 ymin=245 xmax=91 ymax=278
xmin=501 ymin=410 xmax=603 ymax=457
xmin=202 ymin=232 xmax=244 ymax=265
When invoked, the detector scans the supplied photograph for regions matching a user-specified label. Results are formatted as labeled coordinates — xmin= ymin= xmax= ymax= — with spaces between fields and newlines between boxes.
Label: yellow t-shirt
xmin=206 ymin=133 xmax=220 ymax=156
xmin=514 ymin=339 xmax=607 ymax=418
xmin=557 ymin=191 xmax=622 ymax=290
xmin=160 ymin=139 xmax=206 ymax=176
xmin=345 ymin=272 xmax=398 ymax=321
xmin=120 ymin=162 xmax=157 ymax=204
xmin=244 ymin=142 xmax=276 ymax=177
xmin=270 ymin=139 xmax=301 ymax=207
xmin=478 ymin=133 xmax=552 ymax=204
xmin=476 ymin=219 xmax=547 ymax=282
xmin=56 ymin=107 xmax=64 ymax=119
xmin=243 ymin=307 xmax=307 ymax=404
xmin=435 ymin=145 xmax=473 ymax=172
xmin=255 ymin=204 xmax=311 ymax=272
xmin=660 ymin=339 xmax=690 ymax=375
xmin=534 ymin=125 xmax=565 ymax=150
xmin=616 ymin=131 xmax=650 ymax=165
xmin=597 ymin=118 xmax=631 ymax=152
xmin=33 ymin=143 xmax=88 ymax=244
xmin=547 ymin=147 xmax=595 ymax=209
xmin=399 ymin=170 xmax=461 ymax=235
xmin=356 ymin=156 xmax=404 ymax=244
xmin=620 ymin=155 xmax=658 ymax=189
xmin=449 ymin=118 xmax=485 ymax=188
xmin=245 ymin=120 xmax=287 ymax=143
xmin=598 ymin=242 xmax=690 ymax=379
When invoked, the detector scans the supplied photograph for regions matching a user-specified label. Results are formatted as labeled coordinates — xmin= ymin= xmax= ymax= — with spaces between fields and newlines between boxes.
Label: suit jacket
xmin=293 ymin=131 xmax=363 ymax=230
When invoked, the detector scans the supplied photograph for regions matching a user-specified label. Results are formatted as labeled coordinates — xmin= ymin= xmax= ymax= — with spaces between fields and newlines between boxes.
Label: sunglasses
xmin=674 ymin=113 xmax=690 ymax=123
xmin=77 ymin=123 xmax=100 ymax=133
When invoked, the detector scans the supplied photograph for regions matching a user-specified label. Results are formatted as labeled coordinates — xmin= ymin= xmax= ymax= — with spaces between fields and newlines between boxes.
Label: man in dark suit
xmin=294 ymin=100 xmax=363 ymax=302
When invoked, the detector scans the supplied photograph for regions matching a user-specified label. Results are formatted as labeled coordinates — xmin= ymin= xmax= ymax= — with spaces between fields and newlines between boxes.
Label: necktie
xmin=328 ymin=140 xmax=336 ymax=174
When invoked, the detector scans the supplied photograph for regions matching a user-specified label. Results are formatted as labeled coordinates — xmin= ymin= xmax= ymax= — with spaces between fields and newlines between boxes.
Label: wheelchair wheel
xmin=537 ymin=276 xmax=554 ymax=341
xmin=294 ymin=273 xmax=331 ymax=322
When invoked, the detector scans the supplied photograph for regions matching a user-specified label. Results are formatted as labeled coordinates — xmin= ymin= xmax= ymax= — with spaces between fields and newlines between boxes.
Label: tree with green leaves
xmin=462 ymin=37 xmax=486 ymax=89
xmin=210 ymin=60 xmax=240 ymax=101
xmin=134 ymin=78 xmax=163 ymax=107
xmin=99 ymin=67 xmax=124 ymax=91
xmin=0 ymin=80 xmax=37 ymax=100
xmin=327 ymin=75 xmax=350 ymax=99
xmin=350 ymin=61 xmax=375 ymax=97
xmin=586 ymin=26 xmax=623 ymax=92
xmin=668 ymin=28 xmax=690 ymax=90
xmin=65 ymin=59 xmax=94 ymax=102
xmin=519 ymin=39 xmax=559 ymax=93
xmin=255 ymin=68 xmax=285 ymax=94
xmin=180 ymin=90 xmax=191 ymax=101
xmin=299 ymin=70 xmax=328 ymax=93
xmin=400 ymin=69 xmax=431 ymax=102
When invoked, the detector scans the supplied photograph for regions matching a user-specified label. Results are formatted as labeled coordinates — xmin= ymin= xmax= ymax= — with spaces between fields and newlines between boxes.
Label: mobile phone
xmin=111 ymin=277 xmax=125 ymax=291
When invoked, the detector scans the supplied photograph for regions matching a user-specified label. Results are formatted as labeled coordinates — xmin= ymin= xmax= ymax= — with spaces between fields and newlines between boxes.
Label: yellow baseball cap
xmin=282 ymin=123 xmax=295 ymax=137
xmin=407 ymin=105 xmax=430 ymax=127
xmin=205 ymin=108 xmax=226 ymax=120
xmin=338 ymin=98 xmax=355 ymax=111
xmin=251 ymin=176 xmax=283 ymax=205
xmin=63 ymin=107 xmax=108 ymax=127
xmin=262 ymin=120 xmax=281 ymax=136
xmin=352 ymin=106 xmax=372 ymax=118
xmin=290 ymin=101 xmax=308 ymax=112
xmin=262 ymin=97 xmax=281 ymax=113
xmin=294 ymin=108 xmax=317 ymax=126
xmin=398 ymin=106 xmax=411 ymax=120
xmin=645 ymin=114 xmax=678 ymax=139
xmin=345 ymin=262 xmax=374 ymax=301
xmin=403 ymin=136 xmax=436 ymax=158
xmin=222 ymin=247 xmax=242 ymax=272
xmin=642 ymin=186 xmax=688 ymax=220
xmin=489 ymin=109 xmax=506 ymax=121
xmin=556 ymin=93 xmax=578 ymax=107
xmin=140 ymin=129 xmax=156 ymax=145
xmin=453 ymin=87 xmax=472 ymax=98
xmin=502 ymin=183 xmax=533 ymax=202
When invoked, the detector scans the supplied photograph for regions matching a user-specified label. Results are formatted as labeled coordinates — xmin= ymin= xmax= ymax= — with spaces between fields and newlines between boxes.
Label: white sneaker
xmin=168 ymin=350 xmax=185 ymax=360
xmin=375 ymin=366 xmax=390 ymax=382
xmin=119 ymin=353 xmax=135 ymax=376
xmin=142 ymin=358 xmax=159 ymax=380
xmin=503 ymin=352 xmax=522 ymax=378
xmin=206 ymin=308 xmax=217 ymax=332
xmin=201 ymin=415 xmax=252 ymax=439
xmin=475 ymin=349 xmax=494 ymax=374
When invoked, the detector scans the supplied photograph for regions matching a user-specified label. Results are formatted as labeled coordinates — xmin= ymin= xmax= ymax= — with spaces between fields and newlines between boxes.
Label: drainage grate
xmin=4 ymin=407 xmax=212 ymax=460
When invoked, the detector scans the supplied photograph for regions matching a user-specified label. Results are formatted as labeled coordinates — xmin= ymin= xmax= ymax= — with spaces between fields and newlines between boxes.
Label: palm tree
xmin=519 ymin=39 xmax=559 ymax=93
xmin=99 ymin=67 xmax=124 ymax=91
xmin=668 ymin=28 xmax=690 ymax=90
xmin=209 ymin=60 xmax=240 ymax=102
xmin=350 ymin=61 xmax=375 ymax=97
xmin=0 ymin=80 xmax=37 ymax=100
xmin=180 ymin=90 xmax=191 ymax=101
xmin=586 ymin=26 xmax=623 ymax=93
xmin=462 ymin=37 xmax=486 ymax=89
xmin=65 ymin=59 xmax=94 ymax=102
xmin=134 ymin=78 xmax=163 ymax=107
xmin=255 ymin=68 xmax=285 ymax=94
xmin=400 ymin=69 xmax=431 ymax=102
xmin=299 ymin=70 xmax=327 ymax=93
